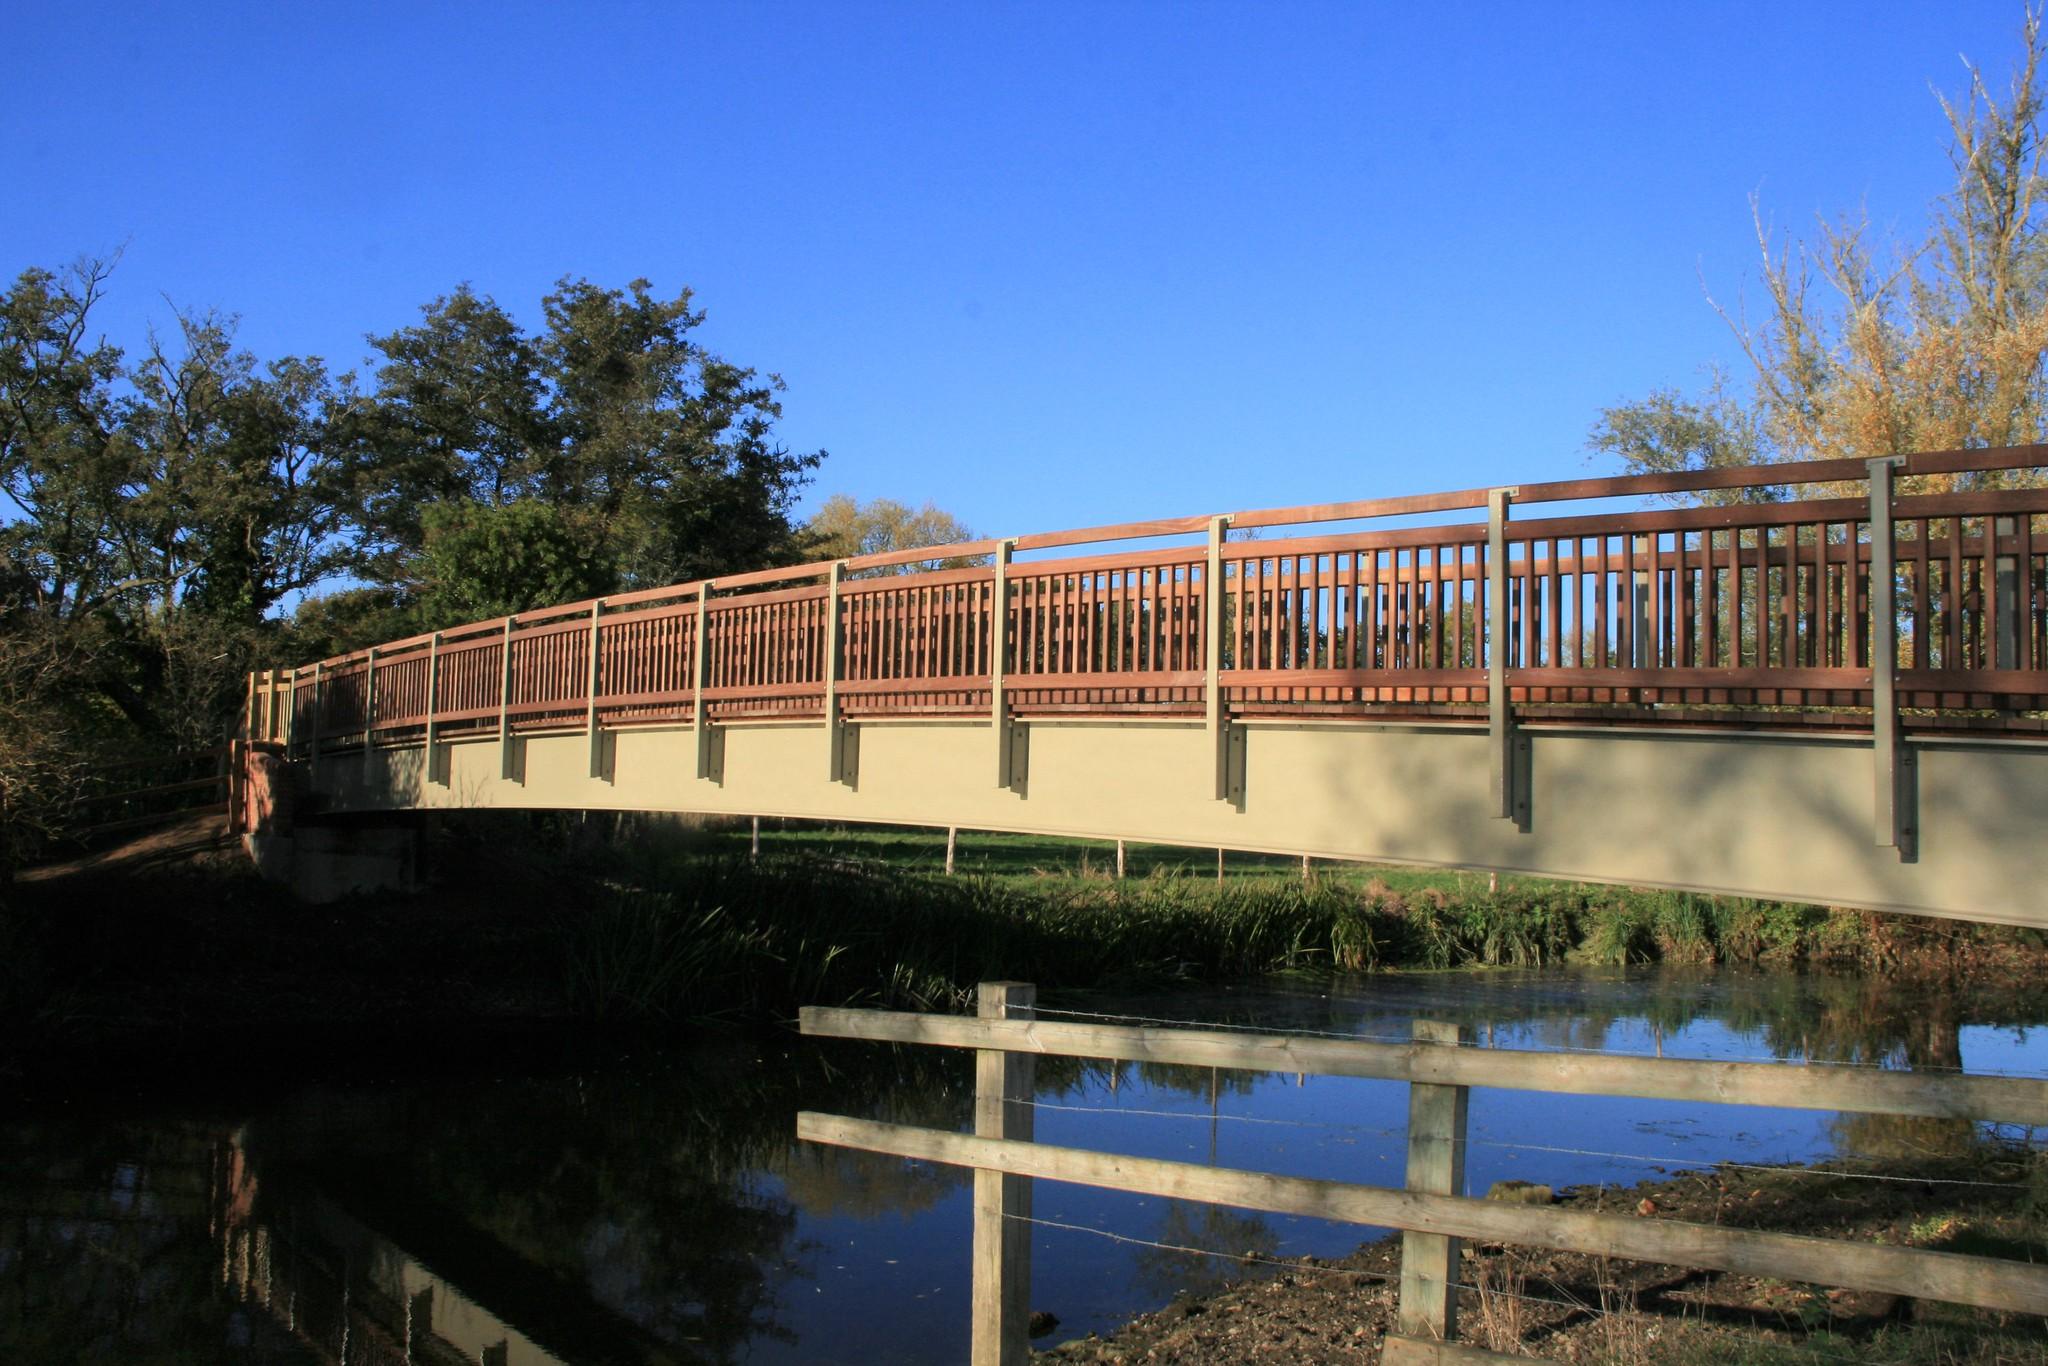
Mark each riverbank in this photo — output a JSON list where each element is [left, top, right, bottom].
[[1045, 1146, 2048, 1365], [6, 812, 2048, 1088]]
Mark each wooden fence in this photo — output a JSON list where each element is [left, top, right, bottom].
[[249, 445, 2048, 766], [799, 983, 2048, 1365], [72, 742, 246, 838]]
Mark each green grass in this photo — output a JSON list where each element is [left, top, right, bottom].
[[706, 820, 1527, 897]]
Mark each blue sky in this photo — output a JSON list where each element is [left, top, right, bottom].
[[5, 1, 2034, 544]]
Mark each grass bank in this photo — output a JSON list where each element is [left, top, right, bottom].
[[5, 813, 2045, 1084]]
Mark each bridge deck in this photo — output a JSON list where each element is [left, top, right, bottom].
[[249, 446, 2048, 926]]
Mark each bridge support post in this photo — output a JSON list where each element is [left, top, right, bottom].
[[308, 661, 325, 782], [364, 645, 378, 748], [585, 599, 607, 781], [1206, 515, 1232, 801], [1868, 457, 1911, 853], [1486, 489, 1518, 821], [1399, 1019, 1471, 1342], [281, 668, 297, 755], [971, 981, 1035, 1366], [694, 584, 721, 782], [498, 615, 519, 782], [993, 541, 1016, 789], [826, 563, 854, 786], [424, 632, 445, 786]]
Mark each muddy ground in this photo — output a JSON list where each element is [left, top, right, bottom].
[[1042, 1149, 2048, 1364]]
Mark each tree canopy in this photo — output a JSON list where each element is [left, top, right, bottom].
[[805, 494, 983, 574], [0, 263, 825, 857], [1591, 11, 2048, 498]]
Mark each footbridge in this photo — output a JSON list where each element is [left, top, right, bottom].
[[245, 447, 2048, 925]]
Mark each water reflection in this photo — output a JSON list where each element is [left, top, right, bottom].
[[2, 967, 2043, 1364]]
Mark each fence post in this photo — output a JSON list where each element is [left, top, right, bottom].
[[694, 583, 716, 780], [1206, 515, 1230, 800], [826, 562, 848, 783], [309, 662, 325, 783], [1868, 456, 1906, 850], [972, 981, 1036, 1366], [364, 646, 378, 744], [992, 540, 1014, 788], [947, 825, 959, 876], [1486, 489, 1515, 819], [227, 738, 244, 835], [585, 599, 606, 780], [498, 616, 518, 782], [1399, 1019, 1470, 1342], [424, 632, 444, 785]]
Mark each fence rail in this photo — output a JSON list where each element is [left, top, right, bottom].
[[800, 984, 2048, 1364], [73, 742, 245, 838], [246, 445, 2048, 759]]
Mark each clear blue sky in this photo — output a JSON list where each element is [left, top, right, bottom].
[[5, 1, 2033, 544]]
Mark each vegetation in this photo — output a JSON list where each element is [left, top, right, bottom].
[[0, 265, 833, 871], [805, 492, 986, 573], [1592, 10, 2048, 491]]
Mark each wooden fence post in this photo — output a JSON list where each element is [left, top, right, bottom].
[[1116, 839, 1126, 879], [947, 826, 958, 876], [992, 540, 1014, 788], [425, 632, 444, 786], [1399, 1019, 1471, 1342], [1868, 457, 1905, 850], [308, 662, 325, 782], [751, 815, 760, 862], [363, 646, 378, 744], [694, 583, 716, 781], [1486, 488, 1514, 820], [1206, 515, 1230, 800], [826, 562, 848, 783], [498, 616, 518, 782], [973, 981, 1036, 1366], [586, 599, 606, 780]]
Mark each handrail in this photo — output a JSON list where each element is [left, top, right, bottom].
[[255, 444, 2048, 754]]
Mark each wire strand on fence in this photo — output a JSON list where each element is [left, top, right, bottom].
[[1031, 1004, 2048, 1079], [1017, 1095, 2036, 1188], [1004, 1211, 1941, 1366]]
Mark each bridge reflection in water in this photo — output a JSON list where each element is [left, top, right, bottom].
[[247, 448, 2048, 924]]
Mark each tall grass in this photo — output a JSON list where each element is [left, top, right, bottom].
[[550, 848, 1903, 1027]]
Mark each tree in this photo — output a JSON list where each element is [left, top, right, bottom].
[[1592, 11, 2048, 495], [0, 259, 134, 621], [805, 494, 983, 574], [338, 277, 823, 597], [410, 498, 616, 625]]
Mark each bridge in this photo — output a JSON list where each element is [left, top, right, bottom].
[[242, 446, 2048, 926]]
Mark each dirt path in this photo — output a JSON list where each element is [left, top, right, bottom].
[[19, 810, 236, 883], [1040, 1150, 2047, 1364]]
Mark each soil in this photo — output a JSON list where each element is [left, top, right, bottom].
[[1039, 1151, 2048, 1364]]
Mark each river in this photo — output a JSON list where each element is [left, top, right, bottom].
[[4, 967, 2043, 1364]]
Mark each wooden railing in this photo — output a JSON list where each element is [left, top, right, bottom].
[[246, 445, 2048, 756], [73, 743, 247, 838], [800, 983, 2048, 1365]]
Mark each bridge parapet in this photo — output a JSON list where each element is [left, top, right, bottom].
[[244, 446, 2048, 924]]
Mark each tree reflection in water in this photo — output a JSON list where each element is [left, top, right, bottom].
[[2, 967, 2043, 1364]]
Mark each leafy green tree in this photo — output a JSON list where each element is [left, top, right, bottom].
[[1591, 12, 2048, 495], [411, 498, 616, 625], [0, 259, 134, 621], [339, 277, 822, 593]]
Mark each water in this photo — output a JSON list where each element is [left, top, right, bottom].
[[5, 967, 2044, 1364]]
